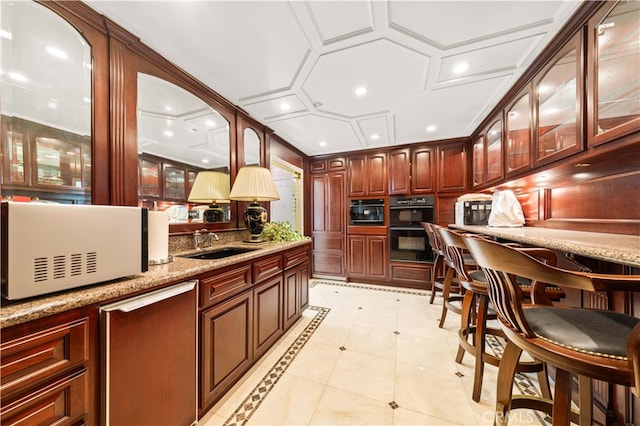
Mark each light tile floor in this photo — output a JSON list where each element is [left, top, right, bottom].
[[198, 280, 551, 426]]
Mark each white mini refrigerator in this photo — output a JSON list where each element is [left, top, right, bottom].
[[101, 280, 198, 426]]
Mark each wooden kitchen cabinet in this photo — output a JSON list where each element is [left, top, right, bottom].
[[535, 32, 583, 166], [472, 136, 485, 188], [200, 290, 253, 411], [411, 146, 435, 193], [437, 143, 468, 192], [348, 235, 388, 282], [505, 90, 533, 177], [283, 246, 310, 330], [0, 306, 97, 426], [253, 276, 284, 359], [587, 1, 640, 147], [485, 118, 504, 184], [312, 169, 346, 277], [389, 148, 411, 195], [347, 152, 387, 197]]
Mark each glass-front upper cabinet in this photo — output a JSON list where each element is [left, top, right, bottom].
[[588, 0, 640, 146], [535, 33, 583, 165], [0, 2, 92, 203], [485, 118, 503, 183], [505, 90, 532, 176], [472, 135, 485, 188]]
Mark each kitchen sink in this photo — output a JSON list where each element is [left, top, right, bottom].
[[180, 247, 258, 260]]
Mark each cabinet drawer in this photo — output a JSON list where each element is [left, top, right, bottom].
[[252, 255, 283, 283], [283, 247, 309, 269], [1, 368, 87, 425], [200, 265, 252, 307], [1, 319, 89, 398]]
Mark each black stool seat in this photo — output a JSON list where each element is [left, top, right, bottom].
[[525, 307, 640, 359]]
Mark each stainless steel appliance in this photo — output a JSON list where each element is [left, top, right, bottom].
[[1, 202, 148, 299], [349, 199, 385, 225], [101, 280, 197, 425], [389, 196, 434, 263]]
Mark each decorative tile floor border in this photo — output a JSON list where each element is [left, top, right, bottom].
[[223, 305, 330, 426], [310, 279, 430, 297]]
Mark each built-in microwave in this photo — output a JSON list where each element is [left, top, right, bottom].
[[349, 199, 385, 225]]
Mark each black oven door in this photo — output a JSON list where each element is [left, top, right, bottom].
[[389, 228, 433, 263]]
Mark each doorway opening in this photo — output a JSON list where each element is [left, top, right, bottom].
[[270, 156, 303, 234]]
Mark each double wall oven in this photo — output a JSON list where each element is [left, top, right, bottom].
[[389, 196, 434, 263]]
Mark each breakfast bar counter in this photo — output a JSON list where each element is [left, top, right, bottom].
[[449, 225, 640, 268]]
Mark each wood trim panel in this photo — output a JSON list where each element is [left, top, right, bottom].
[[200, 264, 252, 308], [252, 255, 283, 284]]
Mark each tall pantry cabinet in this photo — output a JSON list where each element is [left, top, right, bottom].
[[310, 158, 347, 278]]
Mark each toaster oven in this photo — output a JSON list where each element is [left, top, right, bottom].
[[1, 202, 148, 300]]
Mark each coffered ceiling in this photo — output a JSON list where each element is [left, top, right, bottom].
[[85, 0, 582, 157]]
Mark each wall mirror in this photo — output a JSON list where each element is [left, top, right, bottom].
[[243, 128, 261, 166], [137, 73, 231, 223], [0, 1, 92, 204]]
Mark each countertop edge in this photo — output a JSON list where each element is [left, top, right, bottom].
[[1, 240, 311, 329]]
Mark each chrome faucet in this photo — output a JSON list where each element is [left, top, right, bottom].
[[194, 229, 219, 249]]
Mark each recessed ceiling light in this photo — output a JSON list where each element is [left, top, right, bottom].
[[319, 141, 327, 147], [574, 163, 591, 168], [48, 100, 58, 109], [164, 105, 172, 112], [46, 46, 68, 60], [83, 97, 91, 103], [202, 159, 209, 164], [205, 119, 216, 127], [453, 62, 469, 74], [426, 125, 437, 132], [163, 130, 173, 137], [280, 102, 291, 111], [0, 29, 12, 40], [355, 86, 367, 96], [371, 133, 379, 140]]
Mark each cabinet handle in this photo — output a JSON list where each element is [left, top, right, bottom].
[[101, 280, 197, 313]]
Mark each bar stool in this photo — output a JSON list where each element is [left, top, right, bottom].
[[421, 222, 445, 303], [430, 224, 465, 328], [438, 227, 549, 402], [463, 235, 640, 426]]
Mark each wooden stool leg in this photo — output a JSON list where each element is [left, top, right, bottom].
[[494, 339, 522, 426], [472, 293, 489, 402], [578, 376, 592, 426], [537, 362, 552, 400], [456, 290, 475, 363], [552, 368, 572, 426], [429, 254, 442, 304], [438, 267, 455, 328]]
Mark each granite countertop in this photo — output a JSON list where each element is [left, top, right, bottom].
[[450, 225, 640, 268], [1, 240, 311, 329]]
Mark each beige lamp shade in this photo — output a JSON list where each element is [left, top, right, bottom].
[[188, 171, 230, 204], [229, 166, 280, 202]]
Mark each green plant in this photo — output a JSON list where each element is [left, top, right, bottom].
[[260, 221, 309, 242]]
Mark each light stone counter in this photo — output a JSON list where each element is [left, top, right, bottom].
[[0, 240, 311, 329], [450, 225, 640, 268]]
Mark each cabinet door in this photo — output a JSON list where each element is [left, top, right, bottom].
[[389, 148, 410, 195], [505, 91, 532, 176], [485, 118, 503, 183], [312, 174, 328, 233], [327, 172, 345, 233], [472, 136, 485, 188], [139, 158, 161, 197], [283, 268, 299, 330], [298, 263, 309, 312], [1, 119, 29, 185], [438, 143, 467, 192], [163, 164, 187, 200], [201, 291, 252, 411], [587, 1, 640, 146], [348, 235, 367, 280], [367, 152, 387, 196], [347, 156, 366, 196], [367, 236, 388, 280], [253, 276, 283, 359], [535, 32, 583, 165], [411, 146, 435, 193]]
